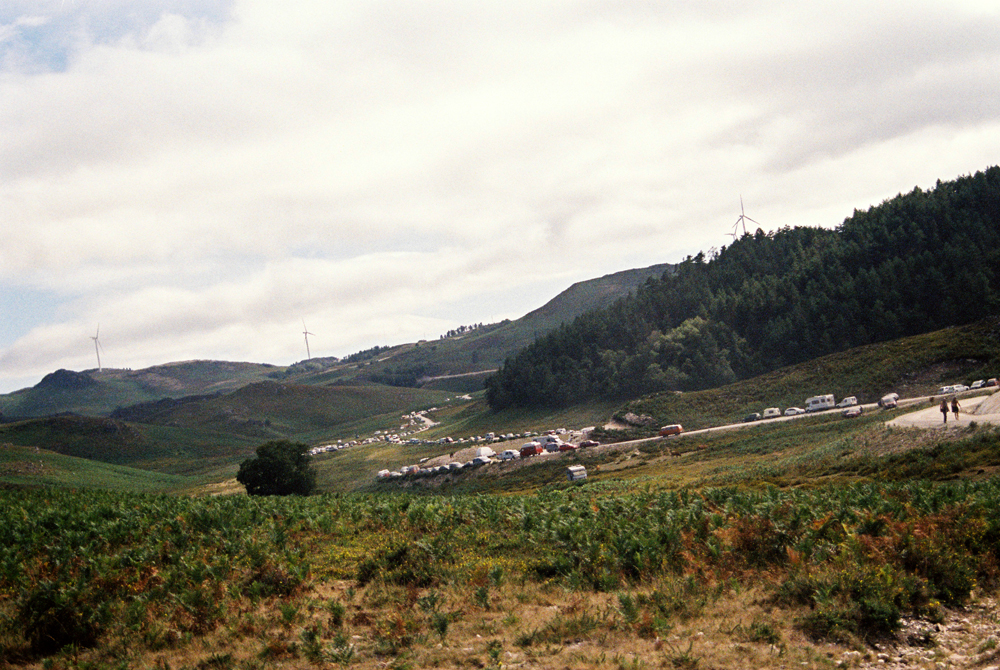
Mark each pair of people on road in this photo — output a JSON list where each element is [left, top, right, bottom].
[[940, 397, 961, 423]]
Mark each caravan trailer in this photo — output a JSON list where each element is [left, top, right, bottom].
[[805, 394, 836, 412]]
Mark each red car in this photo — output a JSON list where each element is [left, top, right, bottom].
[[558, 443, 578, 452], [519, 443, 544, 457]]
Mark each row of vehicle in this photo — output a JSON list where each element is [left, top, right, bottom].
[[506, 436, 601, 460], [938, 379, 997, 394], [743, 394, 876, 422], [376, 455, 496, 480], [377, 432, 601, 479]]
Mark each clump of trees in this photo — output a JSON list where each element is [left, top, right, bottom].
[[237, 440, 316, 496], [487, 167, 1000, 409]]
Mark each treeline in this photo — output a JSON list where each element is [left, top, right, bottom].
[[342, 345, 392, 364], [487, 167, 1000, 409], [441, 323, 485, 339]]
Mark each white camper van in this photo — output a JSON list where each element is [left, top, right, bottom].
[[805, 394, 836, 412]]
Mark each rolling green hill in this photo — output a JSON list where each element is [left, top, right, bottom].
[[0, 263, 673, 419], [0, 360, 283, 419], [110, 380, 453, 441], [0, 380, 458, 481], [284, 262, 674, 390], [2, 319, 1000, 495], [0, 442, 190, 492]]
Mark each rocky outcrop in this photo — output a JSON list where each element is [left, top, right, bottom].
[[851, 596, 998, 669], [34, 369, 96, 391]]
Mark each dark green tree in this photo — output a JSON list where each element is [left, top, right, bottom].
[[236, 440, 316, 496]]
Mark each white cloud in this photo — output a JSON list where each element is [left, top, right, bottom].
[[2, 0, 1000, 392]]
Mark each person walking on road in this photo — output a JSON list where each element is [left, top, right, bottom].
[[952, 396, 961, 421], [941, 398, 949, 423]]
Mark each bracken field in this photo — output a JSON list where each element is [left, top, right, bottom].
[[3, 475, 1000, 670]]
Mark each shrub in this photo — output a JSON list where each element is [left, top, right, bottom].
[[17, 579, 111, 654], [236, 440, 316, 496], [356, 542, 440, 587]]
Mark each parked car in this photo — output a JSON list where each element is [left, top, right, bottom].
[[877, 392, 899, 408], [988, 378, 999, 387], [879, 394, 898, 409], [520, 443, 544, 458], [971, 379, 986, 389], [784, 407, 805, 416], [558, 443, 578, 452], [537, 435, 563, 451], [836, 396, 858, 408], [659, 424, 683, 436], [842, 406, 863, 418], [471, 456, 492, 467], [954, 384, 970, 392], [743, 413, 761, 422], [579, 440, 601, 448], [499, 449, 520, 461], [762, 407, 781, 419], [937, 385, 956, 395]]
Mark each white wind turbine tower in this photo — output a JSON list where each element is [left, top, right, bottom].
[[732, 195, 761, 238], [302, 320, 314, 360], [91, 325, 104, 372]]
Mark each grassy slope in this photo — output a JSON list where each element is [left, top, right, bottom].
[[618, 318, 1000, 432], [352, 319, 1000, 495], [3, 319, 999, 493], [0, 382, 459, 487], [0, 443, 190, 492], [285, 262, 674, 388]]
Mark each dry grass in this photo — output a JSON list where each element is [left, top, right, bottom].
[[6, 577, 893, 670]]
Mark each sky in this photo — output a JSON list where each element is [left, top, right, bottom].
[[2, 1, 1000, 394]]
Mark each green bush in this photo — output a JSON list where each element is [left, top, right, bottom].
[[356, 542, 440, 587], [17, 579, 111, 653], [236, 440, 316, 496]]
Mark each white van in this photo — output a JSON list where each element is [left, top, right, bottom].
[[837, 396, 858, 408], [566, 465, 587, 482], [805, 394, 836, 412]]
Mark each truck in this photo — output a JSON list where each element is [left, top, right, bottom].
[[805, 394, 836, 412]]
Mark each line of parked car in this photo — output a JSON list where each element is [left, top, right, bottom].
[[743, 393, 883, 422], [938, 378, 997, 394], [376, 430, 602, 481]]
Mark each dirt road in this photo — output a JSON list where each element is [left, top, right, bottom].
[[887, 392, 1000, 429]]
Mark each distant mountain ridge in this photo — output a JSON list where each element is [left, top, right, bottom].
[[0, 262, 673, 418]]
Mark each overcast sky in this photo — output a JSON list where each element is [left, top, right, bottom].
[[2, 1, 999, 394]]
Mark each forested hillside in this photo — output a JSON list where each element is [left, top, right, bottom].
[[487, 167, 1000, 409]]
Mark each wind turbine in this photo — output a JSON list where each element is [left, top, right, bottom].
[[91, 325, 104, 372], [732, 195, 761, 237], [302, 320, 314, 360]]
